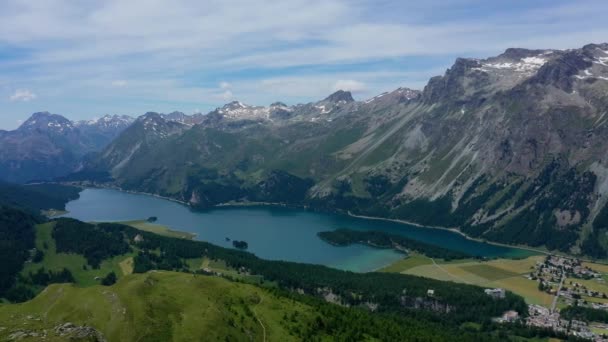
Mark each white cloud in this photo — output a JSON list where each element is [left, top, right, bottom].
[[9, 89, 37, 102], [111, 80, 127, 87], [221, 90, 233, 101], [213, 90, 234, 101], [0, 0, 606, 126], [332, 80, 366, 93]]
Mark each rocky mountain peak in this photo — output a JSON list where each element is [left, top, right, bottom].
[[77, 114, 134, 129], [270, 101, 288, 108], [497, 48, 552, 61], [221, 101, 249, 111], [525, 49, 594, 92], [364, 87, 421, 105], [213, 101, 271, 121], [323, 90, 354, 103], [19, 112, 74, 133], [138, 112, 162, 121], [422, 59, 477, 103], [160, 111, 204, 125]]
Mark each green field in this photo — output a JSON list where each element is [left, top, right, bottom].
[[119, 220, 196, 239], [22, 223, 136, 287], [460, 264, 519, 281], [378, 254, 433, 273], [383, 255, 555, 307], [0, 271, 318, 341], [200, 257, 267, 286]]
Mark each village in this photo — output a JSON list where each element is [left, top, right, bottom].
[[499, 255, 608, 341]]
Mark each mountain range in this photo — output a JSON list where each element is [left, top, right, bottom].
[[4, 42, 608, 256], [0, 113, 133, 182]]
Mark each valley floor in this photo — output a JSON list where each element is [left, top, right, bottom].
[[382, 253, 608, 310]]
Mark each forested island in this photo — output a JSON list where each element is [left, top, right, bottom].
[[232, 240, 248, 250], [318, 228, 473, 260]]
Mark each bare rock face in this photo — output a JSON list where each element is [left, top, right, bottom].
[[54, 322, 107, 341], [323, 90, 355, 103]]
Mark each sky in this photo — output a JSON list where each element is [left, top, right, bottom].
[[0, 0, 607, 129]]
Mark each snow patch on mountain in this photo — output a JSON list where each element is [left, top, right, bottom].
[[475, 56, 548, 73], [216, 101, 271, 120]]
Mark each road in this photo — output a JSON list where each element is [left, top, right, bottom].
[[551, 271, 566, 313]]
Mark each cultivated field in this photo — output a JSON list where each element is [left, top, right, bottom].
[[383, 255, 554, 307]]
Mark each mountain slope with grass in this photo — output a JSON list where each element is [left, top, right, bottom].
[[0, 271, 547, 342]]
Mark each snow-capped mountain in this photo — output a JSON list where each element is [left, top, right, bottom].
[[18, 112, 76, 134], [0, 112, 134, 183], [76, 114, 134, 130], [160, 111, 205, 126]]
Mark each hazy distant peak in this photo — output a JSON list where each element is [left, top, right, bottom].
[[323, 90, 354, 103]]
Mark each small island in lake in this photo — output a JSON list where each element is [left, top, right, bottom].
[[318, 229, 474, 261], [232, 240, 248, 250]]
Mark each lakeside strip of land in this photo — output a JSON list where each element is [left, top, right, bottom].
[[119, 220, 196, 240]]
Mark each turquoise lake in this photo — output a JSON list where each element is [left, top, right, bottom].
[[62, 188, 535, 272]]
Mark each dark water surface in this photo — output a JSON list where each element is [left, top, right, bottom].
[[63, 188, 535, 272]]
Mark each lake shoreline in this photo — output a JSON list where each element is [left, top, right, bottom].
[[60, 182, 545, 258], [345, 212, 548, 257]]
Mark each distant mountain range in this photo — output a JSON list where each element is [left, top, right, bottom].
[[0, 113, 133, 182], [4, 43, 608, 256]]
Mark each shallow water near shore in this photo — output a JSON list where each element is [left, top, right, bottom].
[[62, 188, 536, 272]]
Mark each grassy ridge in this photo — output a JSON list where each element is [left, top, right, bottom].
[[0, 271, 514, 341], [0, 272, 314, 341]]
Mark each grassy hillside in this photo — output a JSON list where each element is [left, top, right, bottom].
[[0, 271, 315, 341], [1, 271, 527, 342], [22, 222, 136, 287]]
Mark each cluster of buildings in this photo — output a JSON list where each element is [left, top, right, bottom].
[[484, 288, 506, 299], [533, 256, 601, 281], [559, 280, 608, 307], [523, 255, 608, 340], [531, 256, 606, 308], [526, 304, 599, 340]]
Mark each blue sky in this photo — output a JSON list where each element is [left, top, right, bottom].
[[1, 0, 607, 129]]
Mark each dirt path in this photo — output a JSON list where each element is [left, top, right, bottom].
[[431, 258, 470, 284], [251, 295, 266, 342]]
